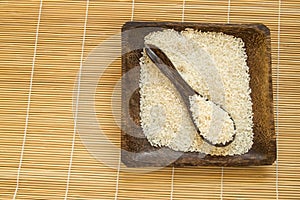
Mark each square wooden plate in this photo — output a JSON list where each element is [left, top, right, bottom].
[[121, 21, 276, 167]]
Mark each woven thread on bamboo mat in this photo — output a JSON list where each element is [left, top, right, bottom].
[[0, 0, 299, 199]]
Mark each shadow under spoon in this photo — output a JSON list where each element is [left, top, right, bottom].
[[144, 44, 236, 147]]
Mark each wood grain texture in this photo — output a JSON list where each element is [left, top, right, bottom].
[[122, 21, 275, 167], [0, 0, 299, 199]]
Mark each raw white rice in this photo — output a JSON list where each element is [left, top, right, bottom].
[[139, 29, 253, 156], [189, 94, 236, 145]]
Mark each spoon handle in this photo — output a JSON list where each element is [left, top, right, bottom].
[[145, 44, 196, 108]]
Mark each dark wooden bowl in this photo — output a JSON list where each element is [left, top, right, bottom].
[[121, 21, 276, 167]]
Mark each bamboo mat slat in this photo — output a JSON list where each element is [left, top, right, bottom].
[[0, 0, 299, 199]]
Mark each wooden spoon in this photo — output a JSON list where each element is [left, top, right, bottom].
[[144, 44, 236, 147]]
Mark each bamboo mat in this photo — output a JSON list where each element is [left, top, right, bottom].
[[0, 0, 299, 199]]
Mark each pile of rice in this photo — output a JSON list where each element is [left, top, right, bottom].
[[139, 29, 253, 156], [189, 94, 236, 146]]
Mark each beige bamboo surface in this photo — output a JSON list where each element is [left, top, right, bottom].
[[0, 0, 299, 199]]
